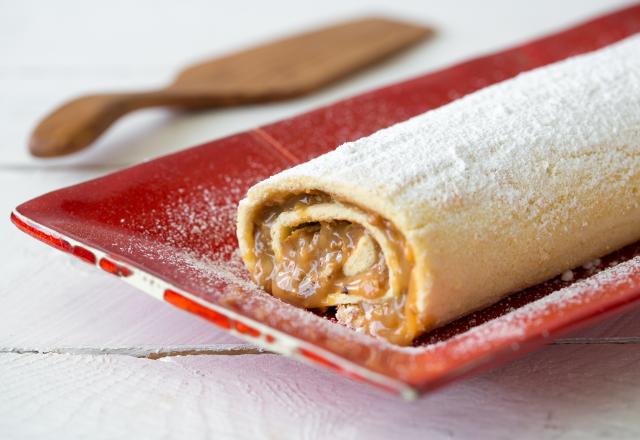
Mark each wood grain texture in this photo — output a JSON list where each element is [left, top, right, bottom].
[[2, 1, 640, 438], [0, 344, 264, 358], [1, 344, 639, 440]]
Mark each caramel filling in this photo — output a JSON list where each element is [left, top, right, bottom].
[[272, 221, 388, 306], [249, 193, 418, 345]]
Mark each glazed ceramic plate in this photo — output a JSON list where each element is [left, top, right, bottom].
[[12, 5, 640, 399]]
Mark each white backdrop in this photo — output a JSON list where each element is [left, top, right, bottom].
[[1, 1, 639, 439]]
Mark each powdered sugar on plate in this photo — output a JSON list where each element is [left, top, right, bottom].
[[117, 206, 640, 357], [422, 255, 640, 356]]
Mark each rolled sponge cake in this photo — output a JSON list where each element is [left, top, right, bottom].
[[237, 34, 640, 345]]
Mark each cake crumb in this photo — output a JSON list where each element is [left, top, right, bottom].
[[561, 270, 574, 282], [583, 258, 602, 270]]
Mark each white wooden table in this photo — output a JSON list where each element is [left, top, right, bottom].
[[2, 1, 639, 438]]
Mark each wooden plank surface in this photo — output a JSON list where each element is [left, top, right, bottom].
[[1, 344, 639, 440], [2, 0, 640, 439]]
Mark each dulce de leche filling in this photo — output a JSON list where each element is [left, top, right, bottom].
[[249, 192, 418, 345]]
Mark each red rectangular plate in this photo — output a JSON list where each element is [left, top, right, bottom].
[[12, 5, 640, 399]]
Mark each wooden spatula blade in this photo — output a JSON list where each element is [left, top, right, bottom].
[[30, 17, 431, 157], [171, 17, 432, 98]]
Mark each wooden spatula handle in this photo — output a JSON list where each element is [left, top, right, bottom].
[[29, 18, 431, 158], [28, 90, 217, 157]]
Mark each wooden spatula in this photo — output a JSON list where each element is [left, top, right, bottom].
[[29, 17, 431, 157]]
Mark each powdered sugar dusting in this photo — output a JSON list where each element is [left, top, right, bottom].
[[260, 34, 640, 234], [117, 221, 640, 356], [156, 181, 240, 255], [241, 33, 640, 344], [108, 35, 640, 355], [111, 164, 640, 354]]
